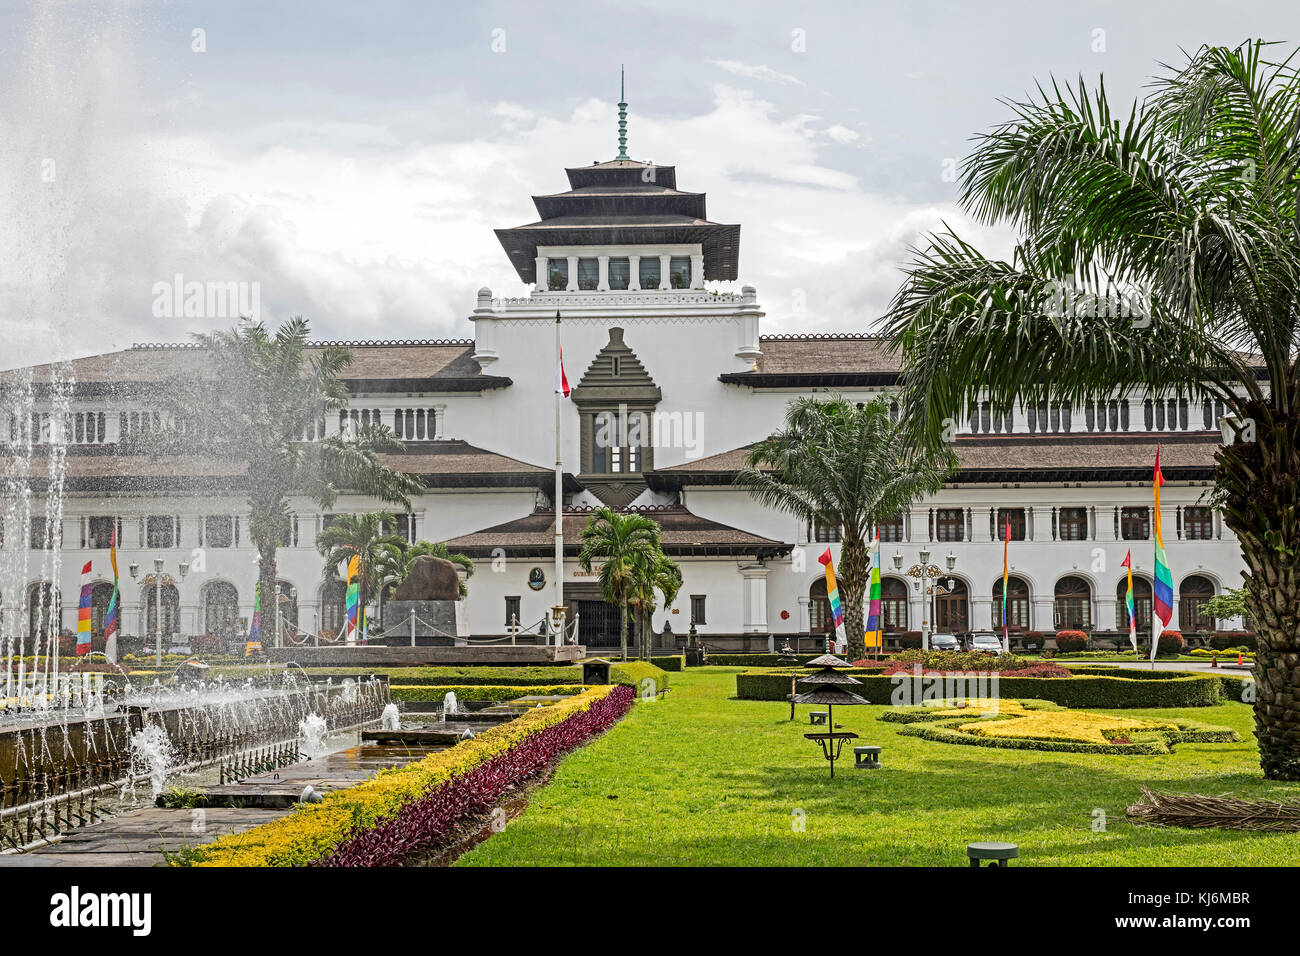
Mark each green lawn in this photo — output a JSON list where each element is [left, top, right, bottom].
[[458, 666, 1300, 866]]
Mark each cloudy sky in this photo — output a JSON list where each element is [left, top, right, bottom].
[[1, 0, 1296, 368]]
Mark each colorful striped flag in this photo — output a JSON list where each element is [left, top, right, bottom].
[[345, 554, 361, 641], [1152, 445, 1174, 661], [245, 582, 262, 657], [817, 547, 846, 653], [865, 534, 882, 652], [76, 561, 93, 656], [1001, 512, 1011, 651], [1121, 550, 1137, 655]]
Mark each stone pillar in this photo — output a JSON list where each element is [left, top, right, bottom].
[[628, 255, 641, 290], [534, 256, 548, 292], [1097, 595, 1118, 633], [690, 253, 704, 289], [739, 563, 770, 634], [971, 507, 992, 542], [1096, 506, 1117, 541], [1031, 507, 1053, 542], [658, 254, 671, 290], [1032, 596, 1055, 633], [566, 256, 579, 292], [597, 255, 610, 292], [972, 594, 993, 630], [797, 594, 810, 634]]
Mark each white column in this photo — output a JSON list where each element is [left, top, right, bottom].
[[739, 563, 770, 634], [566, 256, 578, 292], [1096, 506, 1116, 541], [1097, 595, 1118, 632], [797, 594, 810, 634], [690, 253, 704, 289], [534, 256, 548, 292], [628, 255, 641, 290], [658, 254, 671, 290], [1031, 507, 1053, 541], [597, 255, 610, 292], [972, 594, 993, 630], [1032, 596, 1055, 633], [971, 507, 992, 542]]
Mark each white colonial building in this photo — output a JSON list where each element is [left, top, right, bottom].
[[0, 119, 1248, 654]]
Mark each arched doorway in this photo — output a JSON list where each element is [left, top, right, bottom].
[[1054, 575, 1092, 629], [143, 581, 181, 643], [935, 578, 969, 633], [319, 579, 347, 640], [809, 578, 834, 637], [1115, 575, 1153, 632], [277, 581, 299, 640], [90, 582, 115, 636], [1179, 575, 1216, 631], [992, 575, 1030, 630], [881, 577, 908, 631], [202, 581, 240, 641]]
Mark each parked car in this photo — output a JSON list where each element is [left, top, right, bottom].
[[928, 633, 961, 651], [965, 631, 1004, 654]]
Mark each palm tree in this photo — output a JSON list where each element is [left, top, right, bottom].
[[139, 318, 425, 645], [578, 508, 663, 661], [880, 41, 1300, 778], [317, 512, 406, 636], [629, 552, 683, 659], [737, 396, 954, 660]]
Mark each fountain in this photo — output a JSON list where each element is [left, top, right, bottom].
[[380, 703, 400, 730], [129, 725, 175, 803], [442, 691, 459, 719], [298, 713, 328, 760]]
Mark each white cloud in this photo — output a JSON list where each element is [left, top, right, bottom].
[[824, 124, 860, 144], [708, 59, 804, 86]]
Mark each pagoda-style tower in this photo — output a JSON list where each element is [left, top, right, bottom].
[[493, 78, 740, 292]]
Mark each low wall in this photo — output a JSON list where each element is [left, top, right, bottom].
[[266, 644, 587, 666]]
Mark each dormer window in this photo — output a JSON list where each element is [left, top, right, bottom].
[[669, 256, 691, 289], [608, 257, 630, 290], [577, 258, 599, 290], [547, 260, 568, 291], [639, 257, 661, 289]]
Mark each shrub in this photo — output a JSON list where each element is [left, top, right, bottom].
[[735, 668, 1225, 707], [1157, 630, 1185, 656], [1209, 630, 1257, 651], [705, 653, 825, 667], [389, 684, 584, 703], [1054, 630, 1089, 653], [192, 634, 225, 654], [899, 631, 923, 649], [881, 650, 1067, 676], [609, 661, 668, 697], [650, 655, 684, 672]]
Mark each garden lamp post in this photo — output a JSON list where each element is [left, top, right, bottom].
[[896, 549, 947, 651], [131, 558, 189, 666]]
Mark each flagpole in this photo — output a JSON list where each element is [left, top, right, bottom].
[[554, 311, 565, 647]]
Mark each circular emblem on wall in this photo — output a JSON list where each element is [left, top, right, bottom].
[[528, 567, 546, 591]]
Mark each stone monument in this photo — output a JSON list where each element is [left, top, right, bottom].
[[383, 555, 461, 646]]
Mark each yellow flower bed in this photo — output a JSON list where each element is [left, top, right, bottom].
[[189, 685, 619, 867], [954, 703, 1178, 745]]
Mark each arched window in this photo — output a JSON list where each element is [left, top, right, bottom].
[[809, 579, 832, 634], [1115, 576, 1153, 632], [1054, 576, 1092, 629], [202, 581, 240, 638], [881, 577, 908, 631], [992, 576, 1030, 630], [1179, 575, 1216, 631]]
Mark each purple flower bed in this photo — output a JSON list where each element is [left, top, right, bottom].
[[318, 684, 635, 866]]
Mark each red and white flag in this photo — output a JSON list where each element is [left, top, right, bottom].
[[555, 348, 570, 397]]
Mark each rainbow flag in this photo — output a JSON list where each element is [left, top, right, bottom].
[[104, 524, 120, 661], [76, 561, 93, 655], [817, 547, 846, 652], [1152, 445, 1174, 661], [245, 582, 262, 657], [345, 554, 361, 641], [1121, 550, 1137, 654], [1001, 512, 1010, 651], [864, 534, 882, 651]]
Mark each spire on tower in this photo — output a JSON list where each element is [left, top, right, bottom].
[[616, 65, 629, 160]]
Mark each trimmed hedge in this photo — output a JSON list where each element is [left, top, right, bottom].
[[651, 655, 684, 672], [390, 684, 584, 703], [705, 653, 827, 667], [735, 667, 1226, 708], [609, 661, 668, 697]]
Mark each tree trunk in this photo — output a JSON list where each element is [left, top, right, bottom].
[[620, 603, 629, 661], [257, 544, 277, 653], [1218, 403, 1300, 780], [839, 538, 869, 661]]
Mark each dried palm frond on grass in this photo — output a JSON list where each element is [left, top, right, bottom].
[[1127, 787, 1300, 832]]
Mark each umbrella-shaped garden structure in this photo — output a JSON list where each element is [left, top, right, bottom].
[[795, 654, 869, 778]]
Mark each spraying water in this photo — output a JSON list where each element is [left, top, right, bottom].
[[380, 703, 400, 730], [129, 724, 175, 803], [298, 712, 328, 759], [442, 691, 459, 719]]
